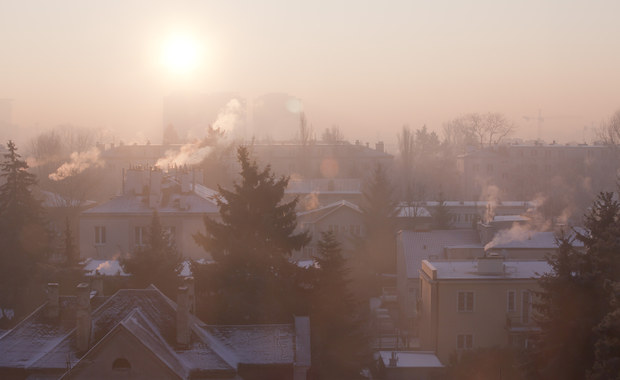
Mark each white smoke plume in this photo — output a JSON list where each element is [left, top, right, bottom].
[[155, 99, 242, 168], [49, 147, 103, 181]]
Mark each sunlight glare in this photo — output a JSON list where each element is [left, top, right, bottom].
[[161, 34, 201, 74]]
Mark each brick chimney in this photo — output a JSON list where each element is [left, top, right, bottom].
[[45, 283, 60, 319], [76, 283, 91, 352], [176, 286, 190, 347]]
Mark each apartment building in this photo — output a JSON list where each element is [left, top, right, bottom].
[[79, 168, 219, 260], [418, 257, 550, 364]]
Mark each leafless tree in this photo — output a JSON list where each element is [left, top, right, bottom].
[[321, 125, 344, 143], [444, 112, 515, 149], [298, 112, 314, 146], [596, 109, 620, 146]]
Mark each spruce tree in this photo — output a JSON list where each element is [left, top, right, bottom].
[[122, 210, 181, 297], [194, 146, 309, 323], [532, 192, 620, 379], [0, 141, 50, 324], [311, 231, 368, 379]]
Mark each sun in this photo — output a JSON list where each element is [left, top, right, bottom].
[[161, 34, 201, 74]]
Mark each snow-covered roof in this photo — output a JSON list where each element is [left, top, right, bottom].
[[297, 199, 362, 222], [82, 190, 218, 215], [425, 259, 551, 280], [492, 215, 529, 223], [83, 259, 129, 276], [399, 230, 483, 279], [377, 351, 444, 368], [485, 230, 585, 250], [0, 285, 309, 376]]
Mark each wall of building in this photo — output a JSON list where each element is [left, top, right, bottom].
[[419, 271, 540, 364], [79, 213, 211, 260]]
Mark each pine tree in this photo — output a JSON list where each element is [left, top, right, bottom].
[[0, 141, 50, 324], [590, 282, 620, 380], [122, 210, 181, 297], [193, 146, 310, 323], [311, 231, 369, 379]]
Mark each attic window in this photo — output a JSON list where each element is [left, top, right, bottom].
[[112, 358, 131, 371]]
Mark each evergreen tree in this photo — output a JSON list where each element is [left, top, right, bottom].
[[0, 141, 50, 324], [355, 164, 397, 298], [532, 192, 620, 379], [311, 231, 369, 379], [590, 282, 620, 380], [63, 217, 78, 264], [122, 210, 181, 297], [193, 146, 310, 324], [433, 191, 452, 229]]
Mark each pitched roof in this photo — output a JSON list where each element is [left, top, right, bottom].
[[0, 286, 307, 377], [426, 260, 552, 280], [297, 200, 361, 223], [82, 191, 218, 215], [399, 230, 483, 279]]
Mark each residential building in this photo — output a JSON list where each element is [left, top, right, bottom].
[[285, 178, 362, 210], [457, 143, 618, 201], [295, 200, 364, 260], [79, 168, 218, 260], [418, 257, 550, 364], [0, 282, 311, 379], [396, 230, 483, 332]]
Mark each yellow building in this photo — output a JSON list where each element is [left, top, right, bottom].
[[418, 256, 550, 364]]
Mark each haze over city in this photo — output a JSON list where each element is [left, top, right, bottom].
[[2, 0, 620, 146]]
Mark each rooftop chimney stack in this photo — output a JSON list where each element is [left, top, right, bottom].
[[176, 286, 190, 347], [45, 283, 60, 319], [76, 283, 91, 352]]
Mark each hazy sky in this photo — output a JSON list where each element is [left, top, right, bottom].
[[1, 0, 619, 148]]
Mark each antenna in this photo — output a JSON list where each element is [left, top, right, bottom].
[[523, 109, 544, 142]]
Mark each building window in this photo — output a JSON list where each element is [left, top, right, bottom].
[[457, 334, 473, 350], [457, 291, 474, 312], [350, 224, 361, 236], [94, 226, 106, 245], [507, 290, 516, 312], [522, 291, 532, 324], [135, 226, 146, 247]]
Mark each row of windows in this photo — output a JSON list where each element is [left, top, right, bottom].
[[457, 290, 532, 321], [94, 226, 176, 246]]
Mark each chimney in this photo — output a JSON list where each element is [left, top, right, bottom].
[[91, 273, 104, 296], [76, 283, 91, 352], [45, 283, 60, 319], [375, 141, 384, 153], [183, 277, 195, 315], [176, 286, 190, 347]]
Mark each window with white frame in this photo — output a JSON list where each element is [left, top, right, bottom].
[[94, 226, 106, 245], [457, 334, 473, 350], [507, 290, 516, 312], [457, 291, 474, 312]]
